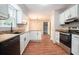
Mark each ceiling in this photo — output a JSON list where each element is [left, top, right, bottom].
[[18, 4, 74, 19]]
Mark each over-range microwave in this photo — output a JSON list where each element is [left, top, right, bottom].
[[65, 18, 79, 24]]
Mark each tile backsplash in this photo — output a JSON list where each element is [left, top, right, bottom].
[[61, 22, 79, 28]]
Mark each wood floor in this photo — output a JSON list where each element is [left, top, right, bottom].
[[23, 35, 68, 55]]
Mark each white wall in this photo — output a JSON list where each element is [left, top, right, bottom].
[[50, 11, 55, 43], [50, 11, 60, 43]]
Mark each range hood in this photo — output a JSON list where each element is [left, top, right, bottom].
[[65, 18, 79, 24]]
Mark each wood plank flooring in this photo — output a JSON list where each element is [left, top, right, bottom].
[[23, 35, 68, 55]]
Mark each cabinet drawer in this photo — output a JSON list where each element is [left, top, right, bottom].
[[72, 34, 79, 39]]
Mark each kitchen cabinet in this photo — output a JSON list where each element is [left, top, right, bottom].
[[65, 5, 78, 19], [59, 12, 65, 24], [55, 31, 60, 43], [59, 5, 79, 25], [0, 35, 20, 55], [30, 31, 41, 40], [20, 32, 30, 54], [30, 31, 37, 40], [25, 32, 30, 49], [20, 33, 25, 54], [37, 31, 42, 40], [71, 34, 79, 55], [64, 9, 71, 19], [70, 5, 78, 18], [0, 4, 9, 19]]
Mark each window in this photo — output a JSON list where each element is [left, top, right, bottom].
[[8, 5, 17, 19]]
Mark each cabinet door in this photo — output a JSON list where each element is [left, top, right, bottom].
[[70, 5, 78, 18], [30, 31, 38, 40], [55, 32, 60, 43], [25, 32, 30, 48], [72, 34, 79, 55], [37, 31, 41, 40], [59, 12, 65, 24], [20, 34, 25, 54], [65, 9, 71, 19]]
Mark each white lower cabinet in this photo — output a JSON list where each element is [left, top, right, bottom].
[[20, 31, 41, 54], [25, 32, 30, 48], [30, 31, 41, 40], [30, 31, 38, 40], [71, 34, 79, 55], [20, 33, 25, 54], [55, 31, 60, 43], [20, 32, 30, 55]]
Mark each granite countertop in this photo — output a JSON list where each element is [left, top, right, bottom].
[[56, 29, 79, 35], [56, 29, 69, 33], [0, 34, 19, 43], [0, 31, 29, 43]]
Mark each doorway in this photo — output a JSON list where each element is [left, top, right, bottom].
[[43, 22, 48, 35]]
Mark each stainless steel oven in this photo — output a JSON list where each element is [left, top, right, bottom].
[[60, 32, 71, 54], [60, 32, 71, 48]]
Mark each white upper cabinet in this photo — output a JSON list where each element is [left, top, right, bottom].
[[65, 5, 79, 19], [59, 5, 79, 25], [70, 5, 78, 18], [59, 12, 65, 24], [0, 4, 9, 19], [64, 9, 71, 19]]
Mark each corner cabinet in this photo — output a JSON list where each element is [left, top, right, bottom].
[[0, 4, 9, 19]]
